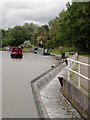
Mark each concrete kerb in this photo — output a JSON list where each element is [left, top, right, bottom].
[[31, 62, 66, 118]]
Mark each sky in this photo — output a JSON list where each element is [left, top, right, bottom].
[[0, 0, 72, 29]]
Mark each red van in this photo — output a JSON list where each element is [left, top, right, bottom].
[[11, 47, 23, 58]]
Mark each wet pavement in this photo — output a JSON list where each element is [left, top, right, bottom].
[[40, 67, 83, 118]]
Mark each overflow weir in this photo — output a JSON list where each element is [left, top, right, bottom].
[[31, 57, 84, 119]]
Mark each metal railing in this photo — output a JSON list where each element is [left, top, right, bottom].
[[66, 58, 90, 87]]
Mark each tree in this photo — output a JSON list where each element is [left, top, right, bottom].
[[23, 22, 38, 44], [23, 40, 31, 48], [32, 25, 49, 48], [47, 2, 90, 50], [3, 26, 30, 46]]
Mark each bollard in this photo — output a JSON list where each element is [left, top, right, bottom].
[[57, 77, 63, 87], [51, 65, 54, 69], [65, 59, 68, 65], [61, 53, 65, 59]]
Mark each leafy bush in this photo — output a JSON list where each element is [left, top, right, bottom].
[[23, 40, 31, 48]]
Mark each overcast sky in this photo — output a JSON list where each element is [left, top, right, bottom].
[[0, 0, 71, 29]]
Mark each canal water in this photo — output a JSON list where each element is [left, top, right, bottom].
[[2, 51, 58, 118]]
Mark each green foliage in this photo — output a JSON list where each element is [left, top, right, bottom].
[[0, 2, 89, 52], [50, 47, 77, 55], [32, 25, 49, 48], [47, 2, 89, 51], [0, 29, 7, 47], [23, 48, 30, 52], [23, 40, 31, 48], [2, 26, 30, 46], [0, 29, 2, 48], [23, 22, 38, 44]]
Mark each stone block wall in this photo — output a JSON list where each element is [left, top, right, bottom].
[[63, 79, 90, 119]]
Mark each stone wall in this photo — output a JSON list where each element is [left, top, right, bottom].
[[63, 79, 90, 119]]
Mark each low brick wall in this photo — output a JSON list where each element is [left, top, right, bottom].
[[63, 79, 90, 119]]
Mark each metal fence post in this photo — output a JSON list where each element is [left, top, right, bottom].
[[68, 60, 70, 80], [67, 57, 90, 88], [78, 63, 80, 87]]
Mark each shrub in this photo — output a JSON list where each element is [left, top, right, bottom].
[[23, 40, 31, 48]]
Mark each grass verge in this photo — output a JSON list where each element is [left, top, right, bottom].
[[49, 47, 89, 57], [23, 48, 30, 52], [70, 67, 90, 93]]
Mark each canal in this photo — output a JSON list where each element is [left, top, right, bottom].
[[2, 51, 58, 118]]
